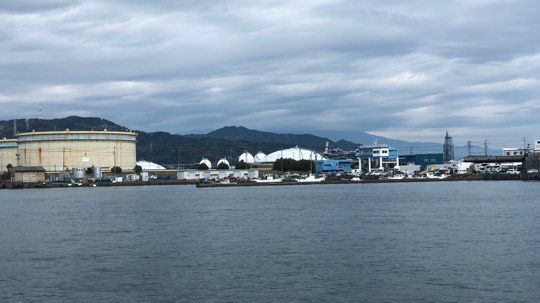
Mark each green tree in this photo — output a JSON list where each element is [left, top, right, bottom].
[[0, 171, 10, 181], [134, 165, 143, 175], [111, 166, 122, 174], [198, 163, 209, 170], [273, 159, 313, 172], [217, 162, 229, 170], [235, 161, 249, 169]]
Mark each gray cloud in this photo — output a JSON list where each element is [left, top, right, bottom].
[[0, 0, 539, 144]]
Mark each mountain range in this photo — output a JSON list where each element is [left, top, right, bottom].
[[0, 116, 480, 166]]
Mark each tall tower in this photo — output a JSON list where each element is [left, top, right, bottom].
[[443, 131, 454, 162]]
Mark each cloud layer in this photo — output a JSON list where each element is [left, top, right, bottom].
[[1, 0, 539, 144]]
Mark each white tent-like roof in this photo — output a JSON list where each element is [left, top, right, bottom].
[[254, 151, 267, 163], [261, 146, 326, 163], [238, 152, 255, 163], [136, 160, 166, 171]]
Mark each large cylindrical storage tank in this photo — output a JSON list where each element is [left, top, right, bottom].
[[0, 138, 18, 172], [16, 130, 137, 172]]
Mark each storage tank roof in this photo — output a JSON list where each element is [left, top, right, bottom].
[[199, 158, 212, 169], [0, 138, 17, 148], [217, 158, 230, 167], [238, 152, 255, 163], [254, 151, 267, 162], [17, 130, 136, 136]]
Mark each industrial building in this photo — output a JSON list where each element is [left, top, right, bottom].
[[11, 166, 46, 183], [315, 159, 354, 174], [14, 130, 137, 172], [356, 145, 400, 172], [0, 138, 18, 172], [502, 148, 528, 156], [401, 153, 444, 170]]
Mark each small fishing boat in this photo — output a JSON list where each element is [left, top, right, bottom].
[[254, 175, 283, 183], [297, 174, 326, 183], [387, 174, 405, 180]]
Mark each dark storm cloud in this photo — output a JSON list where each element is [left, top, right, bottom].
[[1, 0, 539, 142]]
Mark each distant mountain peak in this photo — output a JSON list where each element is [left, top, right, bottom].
[[204, 125, 359, 150]]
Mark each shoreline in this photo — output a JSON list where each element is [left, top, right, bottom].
[[196, 174, 539, 188], [1, 173, 538, 190], [0, 179, 197, 190]]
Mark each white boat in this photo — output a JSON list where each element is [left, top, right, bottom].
[[427, 173, 448, 180], [297, 174, 326, 183], [254, 176, 283, 183], [387, 174, 405, 180]]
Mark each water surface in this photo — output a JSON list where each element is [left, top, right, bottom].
[[0, 182, 539, 302]]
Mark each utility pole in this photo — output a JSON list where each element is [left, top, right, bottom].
[[177, 146, 181, 170], [467, 140, 472, 156], [62, 148, 65, 171], [483, 139, 488, 157], [280, 149, 284, 173], [113, 146, 117, 172], [523, 138, 527, 150], [410, 145, 413, 156]]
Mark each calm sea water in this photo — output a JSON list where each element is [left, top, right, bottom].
[[0, 182, 539, 302]]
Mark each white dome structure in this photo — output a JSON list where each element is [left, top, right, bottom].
[[217, 158, 230, 169], [199, 158, 212, 169], [254, 151, 267, 163], [238, 152, 255, 164], [261, 146, 327, 163], [136, 160, 166, 171]]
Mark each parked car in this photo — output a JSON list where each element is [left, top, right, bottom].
[[527, 169, 539, 174]]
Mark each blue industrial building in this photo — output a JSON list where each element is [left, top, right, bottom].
[[356, 145, 400, 172], [315, 159, 354, 174], [402, 153, 443, 170]]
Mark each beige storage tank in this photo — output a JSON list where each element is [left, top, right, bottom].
[[0, 138, 18, 172], [16, 130, 137, 172]]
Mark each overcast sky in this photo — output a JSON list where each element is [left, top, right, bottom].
[[1, 0, 539, 144]]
